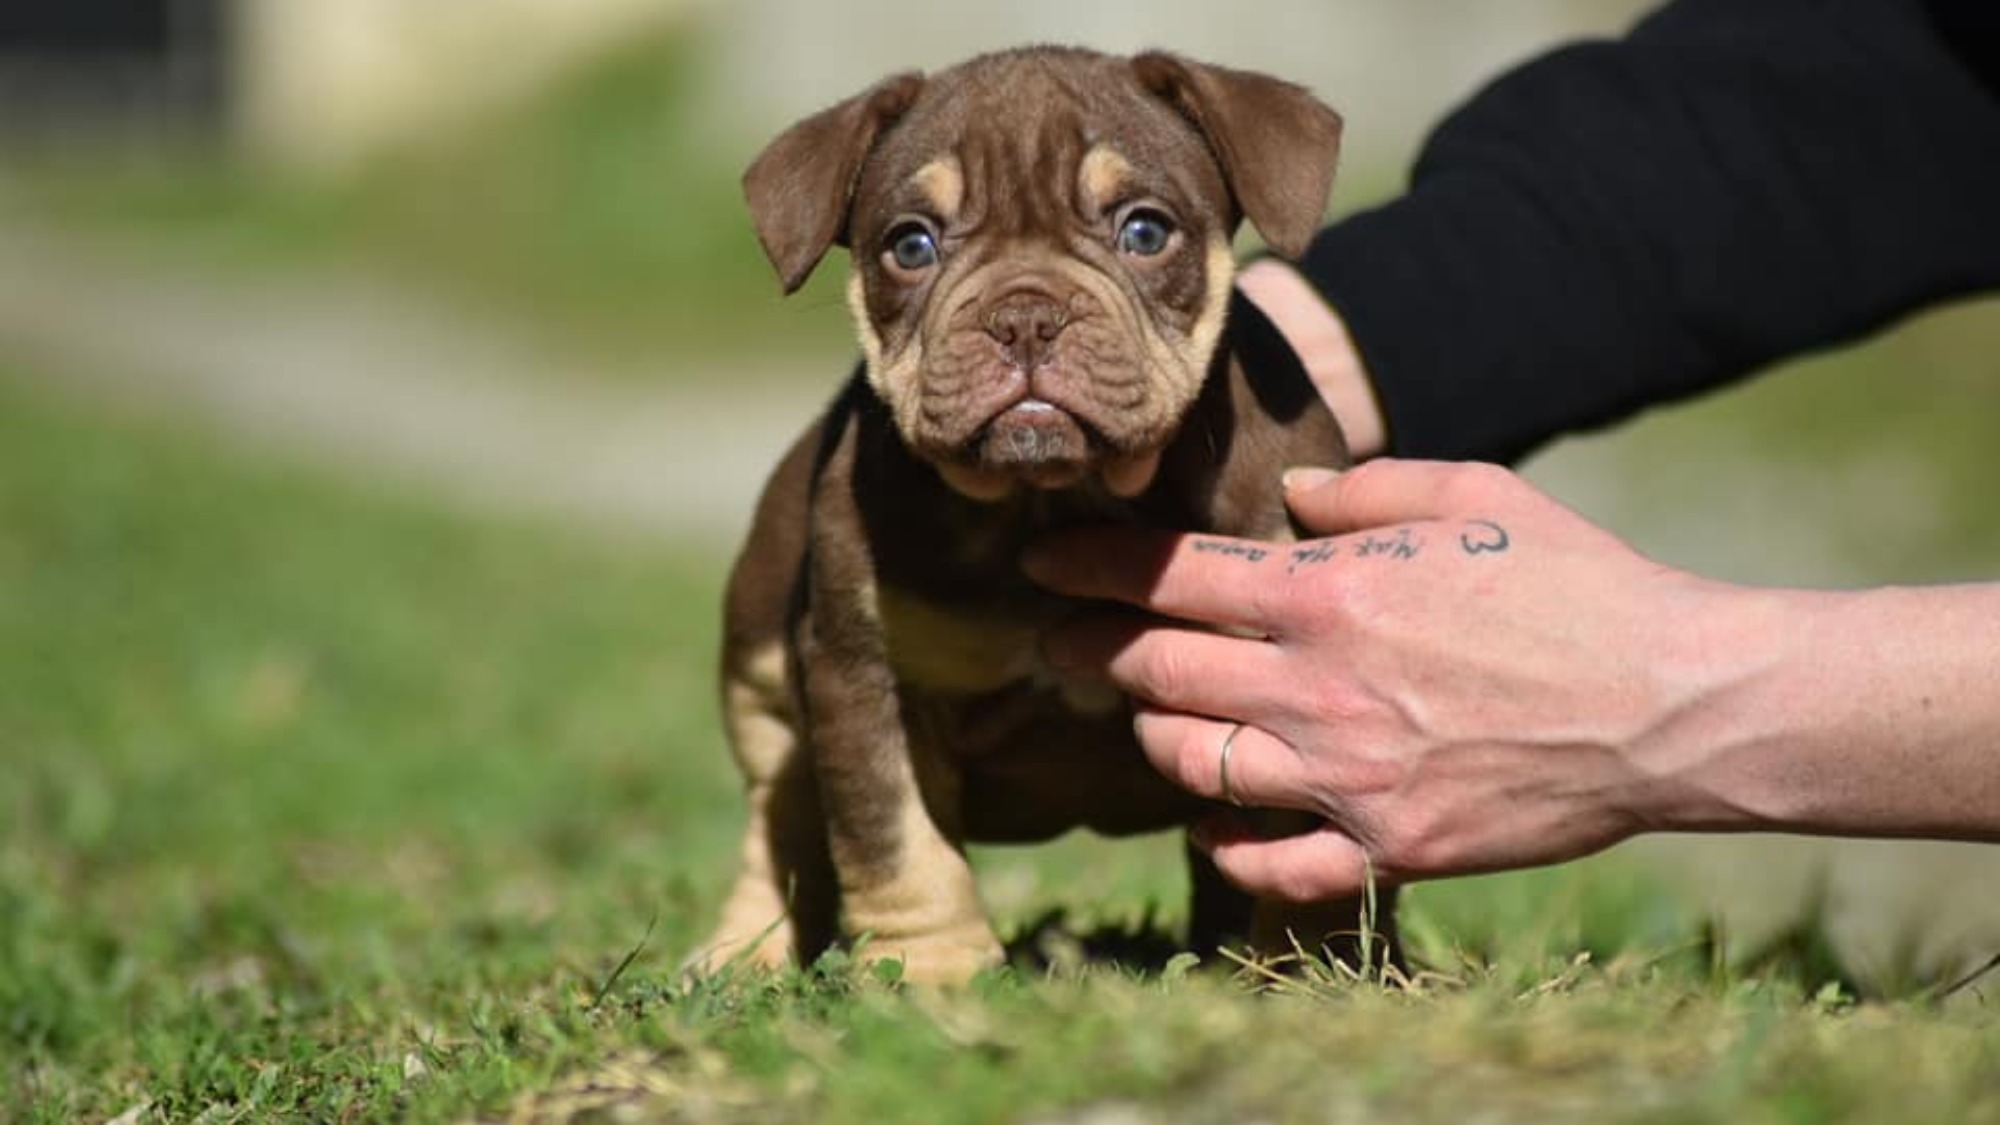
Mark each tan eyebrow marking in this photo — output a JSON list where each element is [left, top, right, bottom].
[[1077, 145, 1135, 212], [907, 157, 965, 220]]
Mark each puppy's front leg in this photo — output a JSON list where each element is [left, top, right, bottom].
[[800, 433, 1002, 984], [797, 595, 1003, 984]]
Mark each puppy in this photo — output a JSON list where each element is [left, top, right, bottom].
[[697, 46, 1396, 984]]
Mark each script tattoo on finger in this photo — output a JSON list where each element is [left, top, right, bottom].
[[1287, 540, 1338, 574], [1199, 526, 1436, 575], [1285, 528, 1423, 574], [1352, 527, 1422, 561], [1191, 538, 1269, 563], [1458, 519, 1510, 556]]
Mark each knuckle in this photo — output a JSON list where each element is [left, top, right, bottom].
[[1293, 572, 1368, 641], [1245, 580, 1294, 632], [1302, 682, 1368, 732], [1370, 821, 1416, 870], [1134, 638, 1197, 703], [1442, 461, 1511, 507], [1379, 809, 1449, 875], [1167, 723, 1212, 793], [1337, 457, 1392, 504], [1280, 563, 1354, 633], [1310, 566, 1361, 616]]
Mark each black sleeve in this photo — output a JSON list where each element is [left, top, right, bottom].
[[1296, 0, 2000, 465]]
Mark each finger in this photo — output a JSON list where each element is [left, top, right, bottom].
[[1193, 818, 1381, 903], [1283, 458, 1518, 537], [1238, 261, 1387, 460], [1131, 708, 1318, 813], [1046, 616, 1289, 717], [1023, 528, 1287, 631]]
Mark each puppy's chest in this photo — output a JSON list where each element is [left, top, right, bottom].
[[874, 583, 1094, 704], [859, 489, 1118, 705]]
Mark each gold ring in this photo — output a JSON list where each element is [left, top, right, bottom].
[[1218, 722, 1247, 807]]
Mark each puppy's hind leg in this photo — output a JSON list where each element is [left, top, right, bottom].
[[1184, 834, 1255, 957], [691, 642, 837, 974], [1250, 886, 1404, 979], [1195, 811, 1404, 978]]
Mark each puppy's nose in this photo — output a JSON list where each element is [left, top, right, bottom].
[[983, 295, 1068, 370]]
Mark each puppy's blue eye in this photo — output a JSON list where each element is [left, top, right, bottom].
[[887, 225, 939, 271], [1117, 210, 1174, 256]]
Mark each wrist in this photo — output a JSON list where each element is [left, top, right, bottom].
[[1742, 583, 2000, 840], [1619, 577, 1804, 835], [1238, 259, 1387, 459], [1625, 580, 2000, 841]]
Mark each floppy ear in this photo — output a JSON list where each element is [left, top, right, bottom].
[[743, 72, 926, 294], [1131, 52, 1342, 259]]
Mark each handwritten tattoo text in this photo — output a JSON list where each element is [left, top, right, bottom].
[[1287, 540, 1339, 573], [1195, 520, 1507, 574], [1352, 527, 1421, 561], [1191, 538, 1268, 563]]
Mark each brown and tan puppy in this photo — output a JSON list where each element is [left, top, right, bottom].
[[696, 46, 1396, 984]]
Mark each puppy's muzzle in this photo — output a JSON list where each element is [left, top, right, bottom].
[[961, 290, 1095, 474]]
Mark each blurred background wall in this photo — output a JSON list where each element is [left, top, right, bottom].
[[0, 0, 696, 166], [695, 0, 1654, 175], [0, 1, 226, 132], [1, 0, 1652, 172], [233, 0, 696, 171]]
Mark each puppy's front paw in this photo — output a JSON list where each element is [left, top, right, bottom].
[[861, 926, 1005, 986], [683, 909, 797, 978]]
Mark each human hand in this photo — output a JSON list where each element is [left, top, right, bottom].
[[1026, 460, 1752, 901]]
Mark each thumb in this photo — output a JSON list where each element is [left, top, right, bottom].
[[1282, 458, 1505, 536], [1197, 817, 1378, 903]]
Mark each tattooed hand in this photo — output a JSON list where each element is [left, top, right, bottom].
[[1023, 459, 1738, 900]]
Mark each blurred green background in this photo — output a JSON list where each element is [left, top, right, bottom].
[[2, 2, 1997, 1118]]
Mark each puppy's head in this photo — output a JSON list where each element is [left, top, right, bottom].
[[745, 47, 1341, 500]]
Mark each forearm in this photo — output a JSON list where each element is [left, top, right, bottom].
[[1644, 580, 2000, 841]]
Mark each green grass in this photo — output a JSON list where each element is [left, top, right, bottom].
[[0, 373, 733, 1119], [11, 31, 854, 368], [2, 374, 1996, 1124]]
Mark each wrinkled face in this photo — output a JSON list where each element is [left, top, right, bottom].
[[844, 54, 1241, 500], [745, 47, 1341, 501]]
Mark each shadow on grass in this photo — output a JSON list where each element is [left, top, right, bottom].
[[994, 888, 1990, 1001], [1002, 906, 1189, 976]]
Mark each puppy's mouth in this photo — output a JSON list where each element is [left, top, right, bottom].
[[972, 397, 1099, 486], [928, 385, 1164, 500]]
